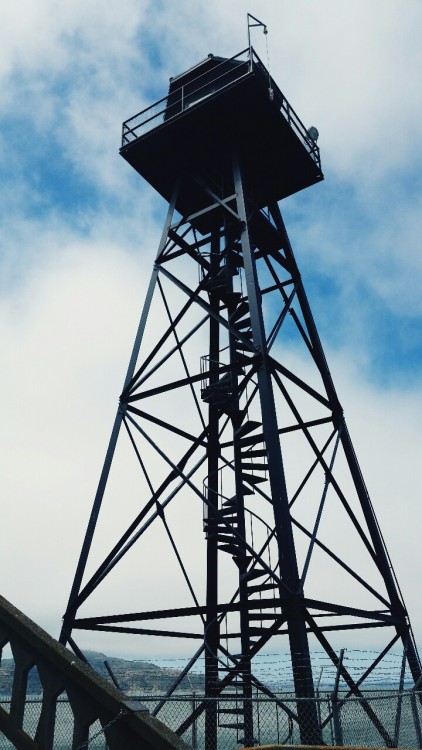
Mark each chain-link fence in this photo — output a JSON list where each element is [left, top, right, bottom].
[[144, 691, 422, 749], [0, 696, 113, 750], [2, 690, 422, 749]]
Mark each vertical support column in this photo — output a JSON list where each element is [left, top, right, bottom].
[[233, 156, 322, 745], [37, 665, 66, 750], [9, 643, 33, 732], [192, 691, 198, 750], [331, 649, 344, 746], [204, 228, 221, 750]]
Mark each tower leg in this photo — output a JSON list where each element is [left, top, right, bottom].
[[233, 158, 323, 744], [204, 229, 221, 750], [270, 202, 422, 695]]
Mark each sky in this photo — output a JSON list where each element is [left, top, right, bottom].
[[1, 0, 421, 663]]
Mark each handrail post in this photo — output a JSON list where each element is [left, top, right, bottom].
[[393, 639, 408, 746], [192, 691, 197, 750]]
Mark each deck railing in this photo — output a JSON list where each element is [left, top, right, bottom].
[[0, 595, 189, 750], [121, 47, 321, 172]]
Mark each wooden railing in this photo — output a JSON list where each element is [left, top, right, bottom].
[[0, 595, 191, 750]]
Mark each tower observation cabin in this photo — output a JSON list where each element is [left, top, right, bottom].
[[62, 36, 422, 750], [121, 48, 323, 228]]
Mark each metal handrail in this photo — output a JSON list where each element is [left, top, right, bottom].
[[122, 48, 251, 145], [121, 47, 321, 170]]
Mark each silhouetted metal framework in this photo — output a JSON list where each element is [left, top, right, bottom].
[[60, 48, 422, 747]]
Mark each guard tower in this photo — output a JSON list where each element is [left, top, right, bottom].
[[60, 36, 422, 749]]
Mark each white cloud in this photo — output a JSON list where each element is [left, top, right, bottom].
[[1, 229, 421, 655], [0, 0, 421, 664], [0, 0, 147, 78]]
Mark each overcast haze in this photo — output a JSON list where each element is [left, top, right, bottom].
[[1, 0, 421, 659]]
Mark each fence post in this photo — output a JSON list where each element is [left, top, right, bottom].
[[316, 667, 323, 736], [331, 649, 344, 746], [191, 691, 197, 750], [327, 695, 335, 746], [411, 691, 422, 749], [393, 640, 408, 747]]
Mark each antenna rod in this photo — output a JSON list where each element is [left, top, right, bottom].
[[247, 12, 268, 55]]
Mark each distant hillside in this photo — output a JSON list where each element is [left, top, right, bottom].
[[0, 650, 204, 695]]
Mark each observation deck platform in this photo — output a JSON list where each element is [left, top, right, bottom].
[[120, 48, 323, 232]]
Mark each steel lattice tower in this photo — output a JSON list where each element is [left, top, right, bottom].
[[60, 45, 422, 747]]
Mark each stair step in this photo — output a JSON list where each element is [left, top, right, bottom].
[[201, 387, 231, 398], [216, 526, 238, 536], [231, 260, 243, 273], [217, 290, 242, 306], [215, 533, 237, 544], [241, 448, 268, 458], [248, 614, 278, 621], [235, 328, 253, 339], [202, 270, 225, 291], [232, 555, 252, 569], [235, 355, 254, 369], [220, 291, 242, 305], [218, 507, 239, 517], [222, 403, 241, 417], [247, 582, 278, 594], [241, 473, 266, 486], [235, 351, 253, 365], [240, 462, 267, 471], [249, 627, 274, 635], [235, 340, 253, 350], [224, 484, 254, 497], [204, 518, 237, 529], [218, 543, 240, 555], [202, 395, 232, 405], [234, 342, 254, 352], [235, 317, 251, 330], [235, 420, 262, 438], [203, 280, 225, 292], [219, 371, 232, 382], [219, 708, 244, 715], [230, 300, 249, 323], [216, 525, 238, 535], [222, 496, 237, 507], [202, 382, 232, 393], [240, 568, 267, 582], [205, 529, 238, 541], [237, 328, 253, 339], [204, 507, 237, 529], [219, 723, 245, 730], [239, 433, 265, 448]]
